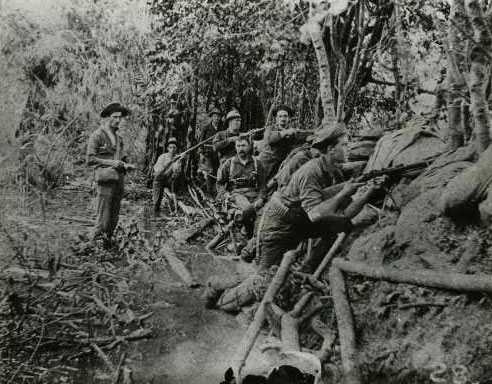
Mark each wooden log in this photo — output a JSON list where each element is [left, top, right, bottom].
[[159, 241, 198, 287], [329, 266, 362, 384], [333, 258, 492, 293], [172, 218, 214, 243], [234, 250, 298, 379], [311, 316, 336, 362], [313, 233, 347, 280]]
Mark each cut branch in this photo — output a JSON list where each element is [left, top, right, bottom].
[[333, 258, 492, 293], [329, 266, 362, 384]]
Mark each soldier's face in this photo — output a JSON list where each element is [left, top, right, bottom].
[[276, 110, 290, 129], [332, 135, 349, 162], [235, 140, 250, 156], [167, 143, 177, 155], [229, 118, 241, 134], [211, 114, 220, 125], [109, 112, 123, 130]]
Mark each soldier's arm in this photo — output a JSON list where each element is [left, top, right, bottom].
[[256, 159, 268, 203], [154, 154, 167, 175], [212, 132, 230, 152], [215, 159, 230, 199], [301, 177, 352, 230]]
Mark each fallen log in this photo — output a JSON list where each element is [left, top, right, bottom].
[[329, 266, 362, 384], [313, 232, 347, 280], [159, 241, 198, 287], [234, 249, 298, 380], [172, 218, 214, 243], [332, 258, 492, 293]]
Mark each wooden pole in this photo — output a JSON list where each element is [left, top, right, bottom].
[[234, 250, 298, 380], [329, 266, 362, 384]]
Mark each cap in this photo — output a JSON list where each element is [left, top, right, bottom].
[[209, 107, 221, 117], [225, 109, 241, 122], [167, 137, 178, 146], [100, 102, 130, 118]]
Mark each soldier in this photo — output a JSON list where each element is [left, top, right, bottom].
[[213, 109, 242, 163], [204, 123, 378, 312], [87, 102, 135, 247], [197, 107, 222, 194], [152, 137, 181, 216], [216, 134, 267, 237], [258, 105, 310, 181]]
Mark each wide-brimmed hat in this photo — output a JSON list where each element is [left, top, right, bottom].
[[225, 109, 241, 122], [100, 102, 130, 118], [310, 122, 347, 147], [272, 104, 294, 117]]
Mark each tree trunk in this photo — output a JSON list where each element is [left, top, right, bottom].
[[466, 0, 492, 153], [446, 0, 468, 149], [309, 21, 337, 126]]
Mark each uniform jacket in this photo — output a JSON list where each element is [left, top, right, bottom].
[[216, 155, 267, 200]]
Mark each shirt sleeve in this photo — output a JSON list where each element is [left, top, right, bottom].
[[154, 153, 172, 175], [216, 159, 230, 197], [256, 159, 267, 200], [266, 130, 283, 146], [86, 131, 102, 166], [299, 173, 325, 216], [213, 132, 230, 152]]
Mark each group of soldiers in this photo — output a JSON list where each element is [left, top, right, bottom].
[[86, 101, 380, 313]]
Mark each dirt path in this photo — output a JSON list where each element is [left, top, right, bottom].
[[1, 181, 270, 383]]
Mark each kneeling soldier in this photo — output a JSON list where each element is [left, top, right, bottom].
[[216, 134, 267, 237], [205, 123, 378, 312]]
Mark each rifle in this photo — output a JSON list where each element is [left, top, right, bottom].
[[321, 156, 438, 198], [355, 157, 438, 182]]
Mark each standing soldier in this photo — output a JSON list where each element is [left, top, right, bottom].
[[213, 109, 242, 164], [152, 137, 181, 216], [197, 107, 222, 194], [258, 105, 310, 180], [216, 135, 267, 237], [87, 102, 135, 247]]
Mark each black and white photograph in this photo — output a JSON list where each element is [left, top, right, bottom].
[[1, 0, 491, 383]]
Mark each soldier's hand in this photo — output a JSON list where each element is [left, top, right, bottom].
[[282, 128, 294, 138], [253, 198, 264, 210], [340, 181, 365, 196], [112, 160, 126, 170]]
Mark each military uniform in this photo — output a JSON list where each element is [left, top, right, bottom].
[[258, 127, 308, 181], [87, 127, 125, 240], [152, 151, 181, 213], [197, 120, 221, 193], [213, 130, 238, 163], [216, 155, 266, 236], [274, 144, 321, 190], [256, 155, 350, 269]]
